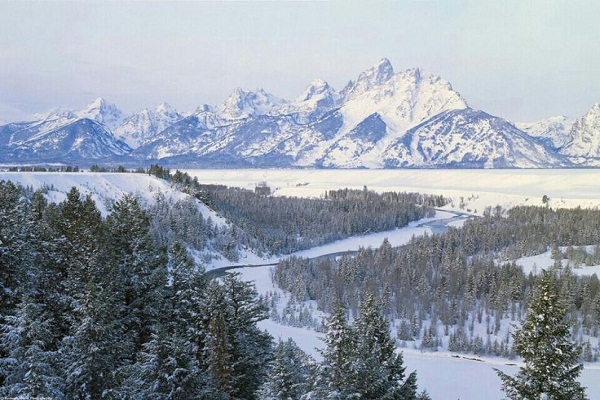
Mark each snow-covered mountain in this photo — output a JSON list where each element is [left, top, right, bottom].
[[516, 116, 573, 150], [560, 103, 600, 159], [383, 109, 566, 168], [216, 88, 287, 120], [1, 59, 600, 168], [77, 97, 125, 131], [114, 103, 183, 148], [0, 100, 131, 162], [0, 118, 131, 162]]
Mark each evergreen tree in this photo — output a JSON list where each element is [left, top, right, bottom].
[[123, 244, 213, 399], [496, 269, 587, 399], [314, 302, 355, 399], [106, 195, 167, 358], [316, 297, 420, 399], [261, 338, 314, 400], [0, 293, 64, 399], [219, 272, 272, 400], [350, 293, 418, 399]]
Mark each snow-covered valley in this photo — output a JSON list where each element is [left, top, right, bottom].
[[2, 168, 600, 399], [186, 168, 600, 400]]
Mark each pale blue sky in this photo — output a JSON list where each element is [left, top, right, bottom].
[[1, 1, 599, 122]]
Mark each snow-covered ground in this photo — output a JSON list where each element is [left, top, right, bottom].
[[516, 248, 600, 277], [234, 220, 600, 400], [185, 168, 600, 213], [190, 168, 600, 399], [3, 169, 600, 398]]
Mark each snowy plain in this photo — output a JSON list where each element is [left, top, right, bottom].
[[2, 168, 600, 399]]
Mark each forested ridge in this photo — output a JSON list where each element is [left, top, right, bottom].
[[273, 205, 600, 361], [0, 181, 273, 398], [145, 166, 445, 257], [190, 183, 444, 255]]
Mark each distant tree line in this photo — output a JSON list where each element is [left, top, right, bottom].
[[198, 184, 444, 254]]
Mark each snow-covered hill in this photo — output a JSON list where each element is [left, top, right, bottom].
[[2, 59, 600, 168]]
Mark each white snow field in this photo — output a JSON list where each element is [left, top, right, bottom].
[[2, 169, 600, 398], [185, 168, 600, 213]]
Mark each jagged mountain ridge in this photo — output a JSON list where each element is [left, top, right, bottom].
[[560, 103, 600, 159], [0, 59, 597, 167]]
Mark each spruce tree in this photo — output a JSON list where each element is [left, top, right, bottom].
[[0, 293, 64, 399], [496, 269, 587, 399], [261, 338, 314, 400], [350, 293, 418, 400], [315, 302, 355, 399], [316, 296, 420, 399], [106, 195, 167, 357]]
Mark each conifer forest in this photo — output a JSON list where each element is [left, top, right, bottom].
[[0, 168, 598, 399]]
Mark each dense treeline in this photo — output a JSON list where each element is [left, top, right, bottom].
[[97, 166, 445, 258], [0, 180, 430, 398], [0, 181, 272, 398], [273, 206, 600, 360], [198, 185, 443, 254], [146, 193, 261, 262]]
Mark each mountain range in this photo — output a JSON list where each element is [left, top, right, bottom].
[[1, 58, 599, 168]]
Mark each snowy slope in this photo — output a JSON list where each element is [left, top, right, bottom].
[[2, 60, 600, 168], [114, 102, 183, 148], [0, 172, 189, 215], [516, 115, 573, 150], [561, 103, 600, 158]]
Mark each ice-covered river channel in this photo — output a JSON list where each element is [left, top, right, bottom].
[[207, 209, 473, 278]]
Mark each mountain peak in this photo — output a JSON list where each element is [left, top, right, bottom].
[[77, 98, 124, 130], [296, 79, 333, 103], [343, 58, 395, 101], [90, 97, 106, 107], [588, 102, 600, 114], [155, 102, 177, 114], [217, 87, 286, 119], [405, 67, 422, 82], [357, 58, 394, 86], [560, 102, 600, 158]]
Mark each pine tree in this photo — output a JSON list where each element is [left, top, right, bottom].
[[314, 302, 355, 399], [495, 269, 587, 399], [261, 338, 314, 400], [350, 293, 418, 399], [0, 293, 65, 399]]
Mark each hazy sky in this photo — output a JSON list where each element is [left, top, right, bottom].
[[1, 1, 599, 123]]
